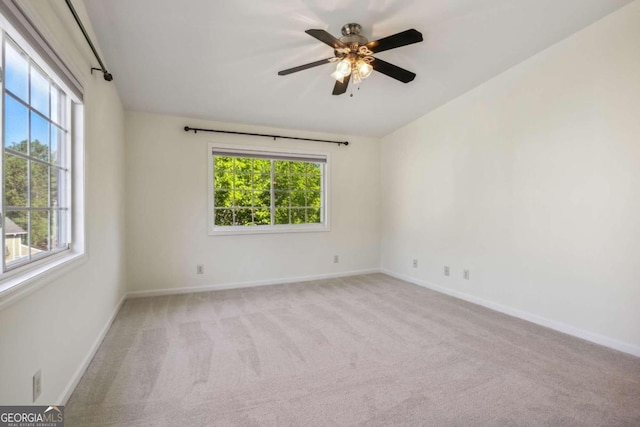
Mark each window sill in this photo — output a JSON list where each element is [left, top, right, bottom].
[[0, 250, 87, 311], [210, 224, 330, 236]]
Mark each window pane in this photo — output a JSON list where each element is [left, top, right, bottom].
[[233, 190, 252, 207], [31, 112, 50, 161], [51, 209, 61, 249], [274, 160, 291, 175], [5, 211, 29, 264], [214, 156, 232, 170], [214, 209, 233, 226], [253, 173, 270, 190], [5, 41, 28, 101], [4, 154, 28, 207], [307, 208, 322, 223], [253, 159, 270, 173], [290, 162, 306, 175], [290, 191, 306, 207], [51, 167, 65, 207], [214, 189, 231, 208], [290, 174, 306, 189], [253, 191, 270, 208], [233, 157, 252, 174], [274, 191, 289, 207], [214, 168, 232, 189], [273, 173, 290, 191], [30, 66, 50, 116], [234, 173, 252, 190], [306, 173, 321, 190], [307, 190, 321, 208], [51, 126, 63, 165], [4, 94, 28, 152], [31, 162, 49, 207], [51, 86, 62, 125], [291, 208, 306, 224], [275, 208, 289, 225], [58, 210, 68, 247], [30, 210, 49, 253], [253, 209, 270, 225], [302, 162, 316, 174], [234, 208, 252, 225]]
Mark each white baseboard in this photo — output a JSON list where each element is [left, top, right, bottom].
[[57, 293, 127, 405], [127, 269, 382, 299], [381, 269, 640, 358]]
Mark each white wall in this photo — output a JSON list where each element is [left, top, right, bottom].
[[125, 112, 380, 294], [381, 1, 640, 355], [0, 1, 126, 404]]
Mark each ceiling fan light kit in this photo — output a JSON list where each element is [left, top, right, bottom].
[[278, 23, 423, 95]]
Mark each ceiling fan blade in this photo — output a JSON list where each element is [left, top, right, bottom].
[[371, 58, 416, 83], [278, 58, 336, 76], [366, 29, 423, 54], [306, 29, 347, 49], [332, 73, 351, 95]]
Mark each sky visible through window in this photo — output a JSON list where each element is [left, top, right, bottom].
[[4, 41, 54, 153]]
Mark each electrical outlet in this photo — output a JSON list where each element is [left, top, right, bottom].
[[464, 269, 470, 280], [444, 266, 450, 276], [333, 255, 339, 264], [196, 265, 204, 274], [33, 369, 41, 402], [412, 259, 418, 268]]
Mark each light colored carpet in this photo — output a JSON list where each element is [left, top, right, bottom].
[[66, 274, 640, 426]]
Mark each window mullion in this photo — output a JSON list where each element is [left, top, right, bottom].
[[231, 159, 236, 226], [48, 79, 51, 251], [288, 164, 292, 224], [320, 165, 324, 223], [26, 60, 32, 260], [270, 159, 275, 226], [250, 161, 255, 224]]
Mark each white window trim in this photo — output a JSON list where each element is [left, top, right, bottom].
[[208, 142, 331, 236], [0, 9, 86, 310]]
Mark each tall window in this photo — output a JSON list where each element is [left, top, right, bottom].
[[209, 146, 328, 234], [1, 33, 71, 271]]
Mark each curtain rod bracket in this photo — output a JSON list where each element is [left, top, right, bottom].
[[183, 126, 348, 146]]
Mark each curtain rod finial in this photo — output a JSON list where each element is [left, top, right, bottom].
[[91, 67, 113, 81]]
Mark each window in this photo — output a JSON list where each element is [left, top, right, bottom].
[[0, 25, 78, 275], [209, 145, 329, 234]]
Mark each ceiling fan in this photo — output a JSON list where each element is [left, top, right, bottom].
[[278, 23, 423, 95]]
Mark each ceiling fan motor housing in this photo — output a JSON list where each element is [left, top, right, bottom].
[[340, 23, 368, 46]]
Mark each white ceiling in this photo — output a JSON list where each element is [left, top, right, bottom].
[[84, 0, 632, 137]]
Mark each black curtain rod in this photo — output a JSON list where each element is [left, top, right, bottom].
[[64, 0, 113, 81], [184, 126, 349, 146]]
